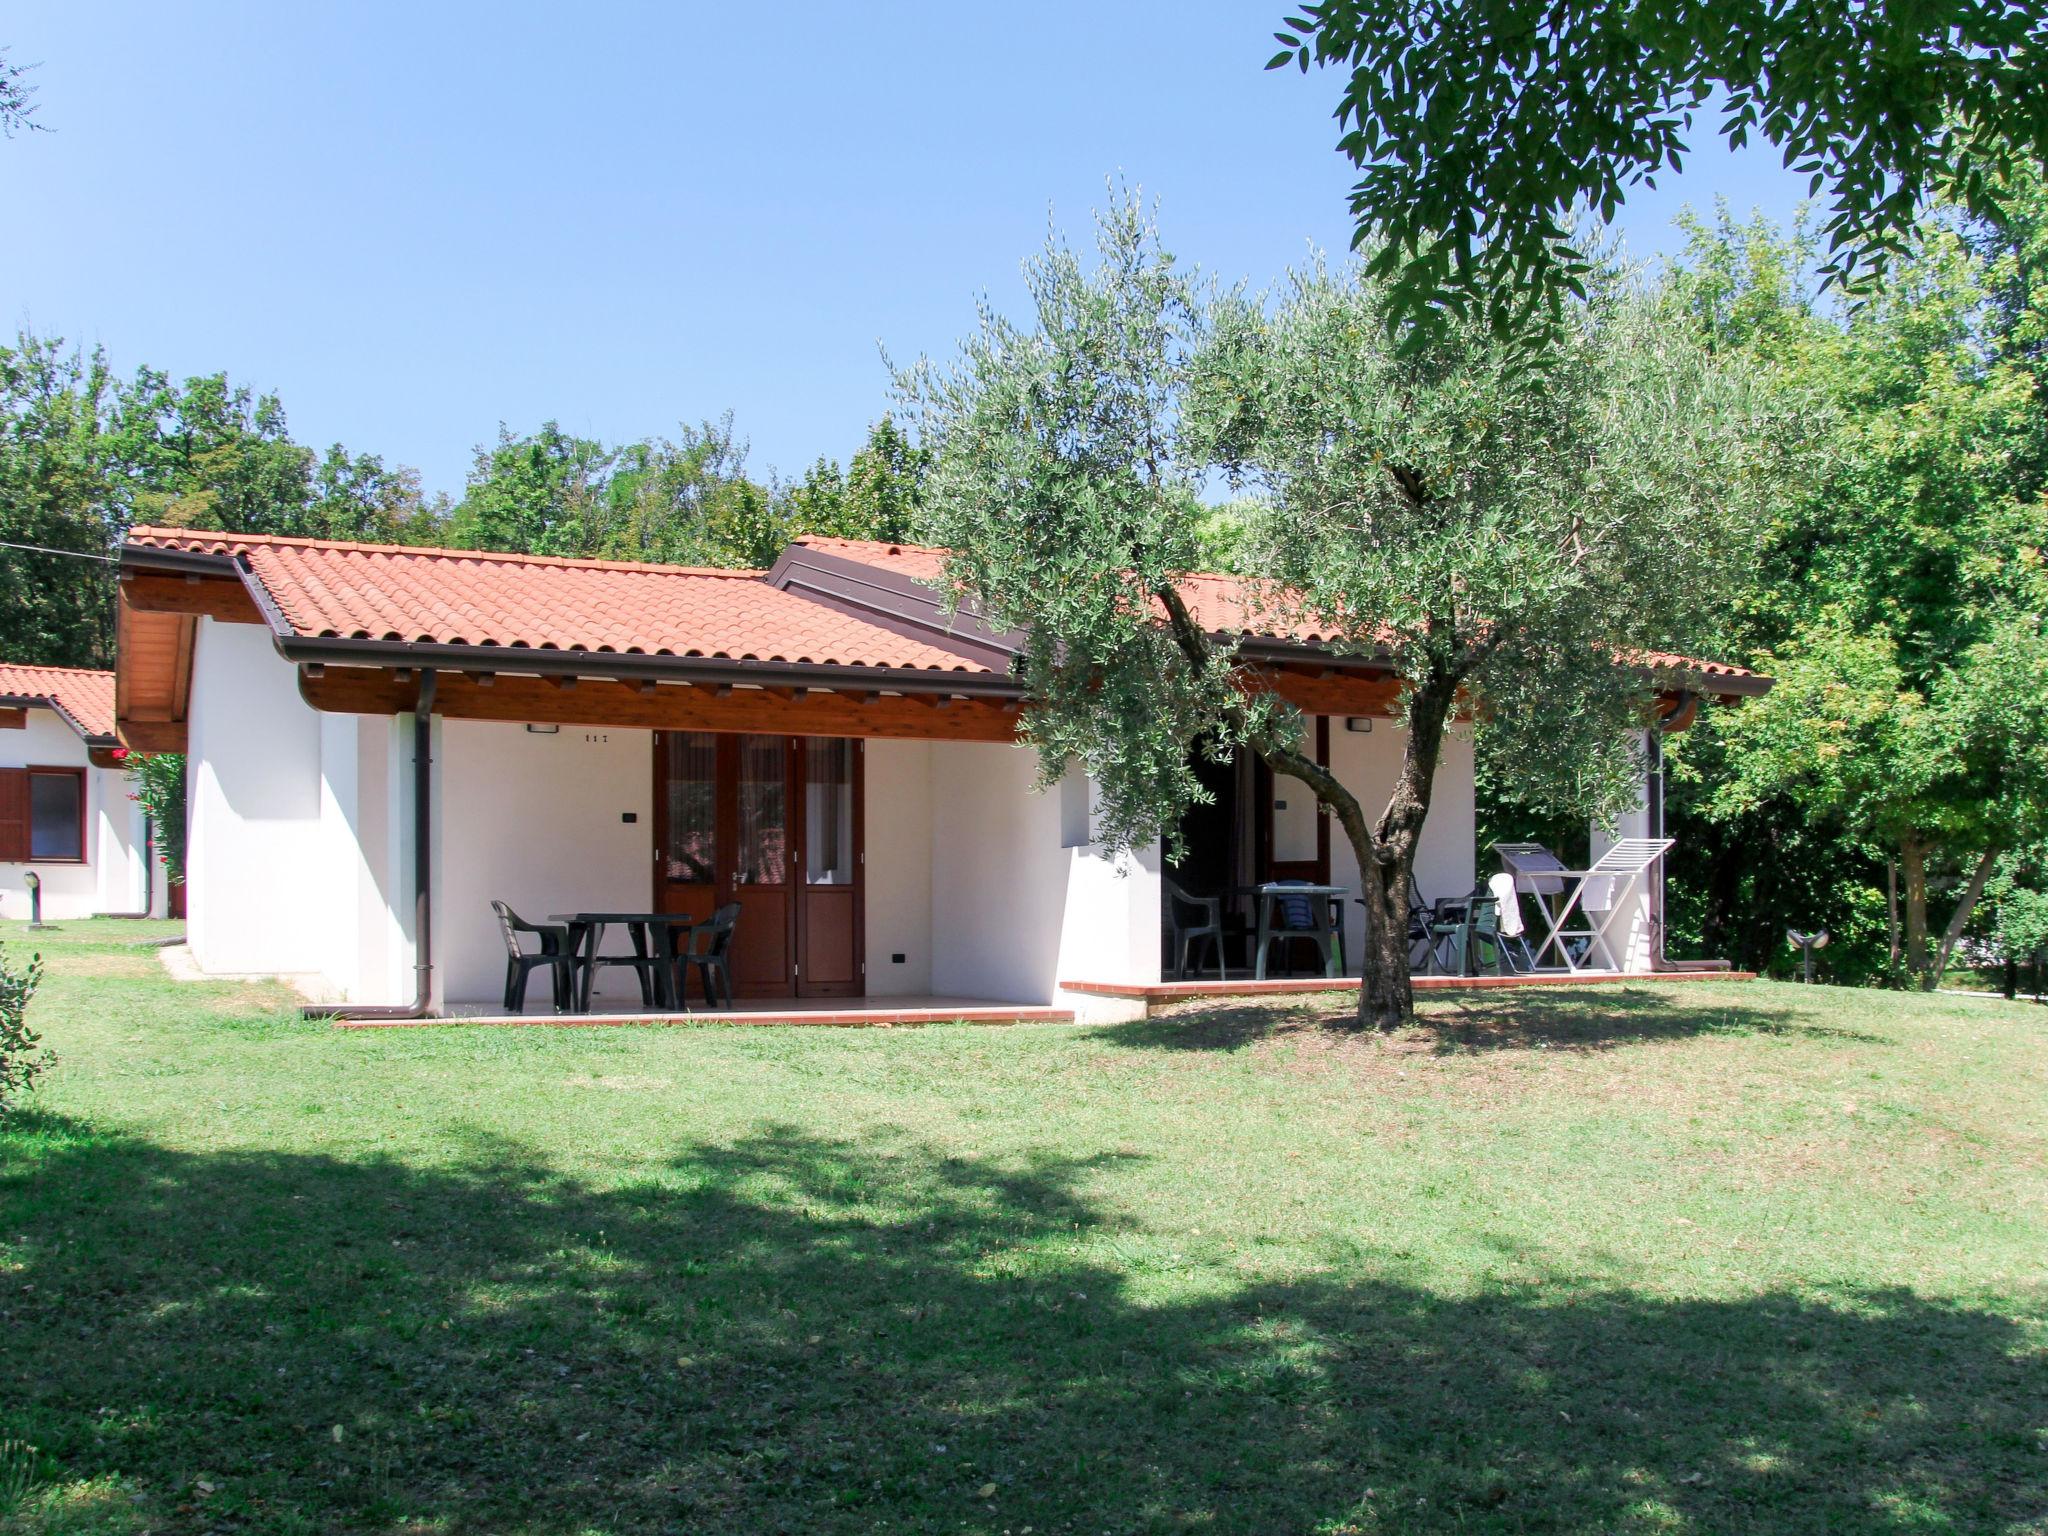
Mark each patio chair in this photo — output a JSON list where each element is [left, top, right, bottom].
[[1484, 870, 1538, 973], [676, 902, 740, 1009], [1165, 879, 1230, 980], [1426, 889, 1486, 976], [490, 900, 575, 1013]]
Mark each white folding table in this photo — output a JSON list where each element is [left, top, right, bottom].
[[1494, 839, 1674, 973]]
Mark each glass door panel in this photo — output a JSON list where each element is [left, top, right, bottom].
[[805, 738, 854, 885], [736, 735, 789, 886], [663, 732, 718, 883]]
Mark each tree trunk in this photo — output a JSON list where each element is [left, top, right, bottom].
[[1885, 856, 1901, 976], [1930, 844, 2000, 989], [1900, 836, 1930, 984], [1148, 579, 1455, 1031], [1353, 838, 1414, 1028]]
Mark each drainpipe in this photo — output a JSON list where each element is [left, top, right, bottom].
[[304, 669, 437, 1020], [96, 814, 157, 920]]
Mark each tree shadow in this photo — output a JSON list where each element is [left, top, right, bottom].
[[1, 1111, 2036, 1534], [1091, 984, 1888, 1057]]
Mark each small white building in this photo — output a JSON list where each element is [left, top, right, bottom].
[[0, 663, 167, 922], [111, 530, 1765, 1019]]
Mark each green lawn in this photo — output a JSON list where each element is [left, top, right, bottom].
[[1, 921, 2044, 1535]]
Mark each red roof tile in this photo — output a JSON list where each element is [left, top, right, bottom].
[[126, 528, 993, 673], [0, 663, 117, 740]]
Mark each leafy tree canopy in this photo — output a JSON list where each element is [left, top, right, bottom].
[[900, 195, 1771, 1025], [1661, 184, 2048, 985], [1271, 0, 2048, 347]]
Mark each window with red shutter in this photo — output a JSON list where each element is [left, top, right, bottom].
[[0, 769, 27, 862]]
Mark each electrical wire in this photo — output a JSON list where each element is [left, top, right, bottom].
[[0, 540, 116, 563]]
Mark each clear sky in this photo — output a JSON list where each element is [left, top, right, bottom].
[[5, 2, 1812, 501]]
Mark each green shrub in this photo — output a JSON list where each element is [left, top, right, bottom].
[[126, 753, 186, 886], [0, 942, 48, 1115]]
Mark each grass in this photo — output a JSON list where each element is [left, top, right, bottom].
[[0, 920, 2044, 1535]]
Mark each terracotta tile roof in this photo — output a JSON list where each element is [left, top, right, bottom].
[[794, 535, 1764, 685], [0, 663, 118, 741], [125, 528, 993, 673]]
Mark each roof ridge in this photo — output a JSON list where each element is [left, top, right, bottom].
[[0, 661, 114, 680], [793, 533, 1259, 586], [128, 526, 766, 579]]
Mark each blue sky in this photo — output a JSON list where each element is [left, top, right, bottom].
[[5, 2, 1810, 501]]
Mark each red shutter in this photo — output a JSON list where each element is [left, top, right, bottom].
[[0, 769, 26, 862]]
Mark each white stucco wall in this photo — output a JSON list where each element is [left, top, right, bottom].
[[431, 720, 654, 1009], [185, 620, 329, 975], [1323, 717, 1478, 974], [864, 737, 933, 996], [0, 709, 154, 920], [927, 742, 1159, 1012], [93, 773, 164, 918]]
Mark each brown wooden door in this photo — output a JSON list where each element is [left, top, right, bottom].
[[1256, 715, 1331, 885], [729, 733, 794, 995], [653, 731, 863, 999], [796, 737, 863, 997]]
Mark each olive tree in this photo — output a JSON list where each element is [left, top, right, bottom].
[[900, 200, 1770, 1027]]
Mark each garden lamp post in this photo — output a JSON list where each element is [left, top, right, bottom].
[[23, 869, 44, 930], [1786, 927, 1829, 984]]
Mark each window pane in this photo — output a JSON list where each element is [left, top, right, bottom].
[[736, 735, 787, 886], [29, 772, 82, 860], [663, 732, 716, 883], [805, 738, 854, 884]]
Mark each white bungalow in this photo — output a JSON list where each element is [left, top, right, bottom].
[[0, 662, 167, 922], [110, 529, 1766, 1022]]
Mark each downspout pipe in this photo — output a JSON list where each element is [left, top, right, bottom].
[[94, 813, 155, 920], [304, 669, 437, 1020]]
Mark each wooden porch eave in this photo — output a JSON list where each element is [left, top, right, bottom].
[[297, 665, 1029, 743]]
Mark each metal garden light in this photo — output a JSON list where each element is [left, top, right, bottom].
[[1786, 927, 1829, 983], [23, 869, 44, 930]]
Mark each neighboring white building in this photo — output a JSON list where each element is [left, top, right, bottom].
[[0, 663, 167, 922], [111, 530, 1766, 1019]]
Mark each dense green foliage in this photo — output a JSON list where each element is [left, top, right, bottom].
[[0, 337, 446, 667], [1647, 191, 2048, 986], [4, 923, 2045, 1531], [1270, 0, 2048, 347], [124, 755, 186, 888], [0, 328, 931, 666], [0, 941, 45, 1115], [903, 198, 1768, 1025]]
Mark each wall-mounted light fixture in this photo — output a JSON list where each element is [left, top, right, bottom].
[[524, 724, 560, 735], [1344, 717, 1373, 733]]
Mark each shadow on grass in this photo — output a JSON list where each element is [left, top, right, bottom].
[[1, 1112, 2037, 1534], [1092, 984, 1887, 1057]]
